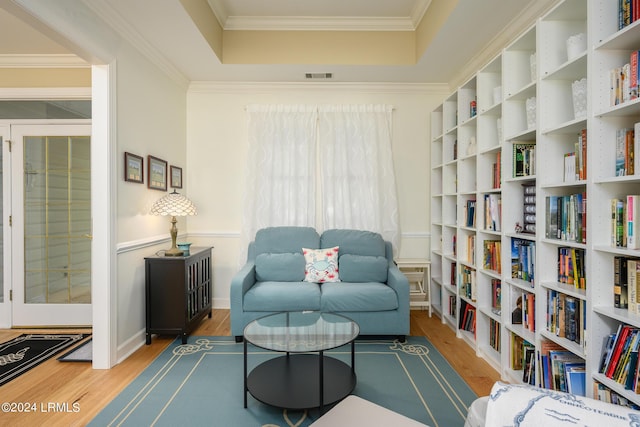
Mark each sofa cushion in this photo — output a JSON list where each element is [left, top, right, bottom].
[[254, 226, 320, 255], [303, 246, 340, 283], [339, 254, 388, 283], [320, 282, 398, 312], [255, 252, 305, 282], [244, 281, 321, 312], [320, 229, 386, 257]]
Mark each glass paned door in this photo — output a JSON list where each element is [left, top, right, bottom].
[[0, 125, 8, 328], [11, 124, 91, 326]]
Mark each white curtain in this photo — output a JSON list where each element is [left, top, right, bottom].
[[239, 104, 400, 262], [239, 104, 318, 262], [318, 104, 400, 250]]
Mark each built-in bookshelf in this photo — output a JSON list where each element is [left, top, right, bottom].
[[429, 0, 640, 406]]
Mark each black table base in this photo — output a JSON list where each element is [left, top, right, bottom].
[[245, 350, 356, 411]]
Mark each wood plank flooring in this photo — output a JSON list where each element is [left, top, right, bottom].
[[0, 310, 500, 426]]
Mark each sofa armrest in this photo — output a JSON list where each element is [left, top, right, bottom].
[[230, 261, 256, 336], [386, 261, 410, 306]]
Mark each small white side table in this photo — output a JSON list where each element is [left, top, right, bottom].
[[395, 259, 431, 317]]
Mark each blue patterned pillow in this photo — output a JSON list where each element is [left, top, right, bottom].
[[303, 246, 340, 283]]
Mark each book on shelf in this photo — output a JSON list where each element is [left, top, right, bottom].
[[564, 152, 577, 182], [460, 265, 477, 302], [448, 294, 457, 317], [594, 381, 640, 410], [629, 259, 640, 315], [548, 350, 584, 394], [450, 262, 456, 287], [491, 279, 501, 315], [523, 344, 536, 385], [513, 142, 536, 178], [614, 256, 630, 309], [615, 127, 635, 176], [459, 300, 476, 335], [538, 340, 566, 389], [511, 238, 535, 286], [576, 129, 587, 181], [627, 195, 640, 249], [558, 247, 586, 290], [511, 333, 524, 371], [489, 318, 500, 352], [545, 193, 587, 243], [483, 240, 502, 274], [492, 151, 501, 189], [599, 324, 640, 391], [546, 290, 584, 346], [464, 199, 476, 228], [466, 234, 476, 264], [484, 193, 501, 231]]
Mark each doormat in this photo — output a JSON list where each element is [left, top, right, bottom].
[[58, 338, 92, 362], [0, 333, 87, 386]]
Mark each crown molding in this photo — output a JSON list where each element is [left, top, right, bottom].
[[222, 16, 416, 32], [0, 87, 91, 99], [189, 81, 448, 94], [0, 54, 88, 68], [80, 0, 189, 89]]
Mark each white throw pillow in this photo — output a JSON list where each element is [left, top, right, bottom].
[[303, 246, 340, 283]]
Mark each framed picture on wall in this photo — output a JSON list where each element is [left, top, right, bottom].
[[170, 165, 183, 189], [148, 155, 168, 191], [124, 152, 144, 183]]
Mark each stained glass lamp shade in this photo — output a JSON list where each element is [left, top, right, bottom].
[[150, 190, 198, 256]]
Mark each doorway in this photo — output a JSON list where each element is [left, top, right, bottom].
[[1, 123, 91, 327]]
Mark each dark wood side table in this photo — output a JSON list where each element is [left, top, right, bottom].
[[145, 246, 213, 345]]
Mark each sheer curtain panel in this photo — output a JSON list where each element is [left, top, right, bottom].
[[318, 105, 400, 250], [240, 105, 318, 262]]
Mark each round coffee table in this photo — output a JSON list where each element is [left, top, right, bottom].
[[243, 311, 359, 412]]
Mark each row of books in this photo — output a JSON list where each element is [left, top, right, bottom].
[[615, 125, 639, 177], [482, 240, 501, 274], [464, 199, 476, 228], [539, 340, 586, 396], [491, 279, 501, 315], [599, 324, 640, 393], [563, 130, 588, 182], [510, 334, 536, 385], [594, 381, 640, 409], [558, 247, 586, 290], [619, 0, 640, 31], [460, 265, 477, 302], [511, 238, 535, 285], [459, 301, 476, 335], [483, 193, 501, 231], [465, 235, 475, 264], [611, 195, 640, 249], [545, 193, 587, 244], [512, 290, 535, 332], [513, 142, 536, 178], [492, 151, 501, 189], [489, 318, 500, 352], [614, 256, 640, 310], [546, 290, 583, 345], [448, 294, 457, 317], [610, 50, 640, 106]]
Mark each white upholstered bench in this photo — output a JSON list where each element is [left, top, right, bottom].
[[310, 395, 429, 427]]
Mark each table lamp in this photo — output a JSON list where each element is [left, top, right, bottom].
[[150, 190, 197, 256]]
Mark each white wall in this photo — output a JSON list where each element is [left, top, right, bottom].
[[185, 82, 448, 309], [114, 43, 187, 361]]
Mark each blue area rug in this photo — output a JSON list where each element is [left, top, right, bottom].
[[89, 336, 476, 427]]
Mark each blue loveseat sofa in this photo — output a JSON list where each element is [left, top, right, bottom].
[[230, 226, 410, 341]]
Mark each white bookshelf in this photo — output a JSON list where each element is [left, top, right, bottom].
[[430, 0, 640, 406]]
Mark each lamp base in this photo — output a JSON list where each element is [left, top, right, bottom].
[[164, 247, 184, 257]]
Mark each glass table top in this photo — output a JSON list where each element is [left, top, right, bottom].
[[243, 312, 359, 353]]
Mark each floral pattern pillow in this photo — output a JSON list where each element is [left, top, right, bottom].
[[303, 246, 340, 283]]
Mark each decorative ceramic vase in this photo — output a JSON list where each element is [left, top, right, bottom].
[[177, 242, 192, 256], [526, 97, 537, 129], [572, 78, 588, 120], [566, 33, 587, 61]]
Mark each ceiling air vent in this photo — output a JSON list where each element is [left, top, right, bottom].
[[305, 73, 333, 80]]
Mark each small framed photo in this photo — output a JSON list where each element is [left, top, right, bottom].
[[147, 155, 168, 191], [124, 152, 144, 183], [170, 165, 183, 189]]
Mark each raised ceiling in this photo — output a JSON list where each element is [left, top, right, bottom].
[[0, 0, 555, 84]]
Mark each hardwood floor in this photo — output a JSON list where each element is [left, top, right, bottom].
[[0, 310, 500, 426]]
